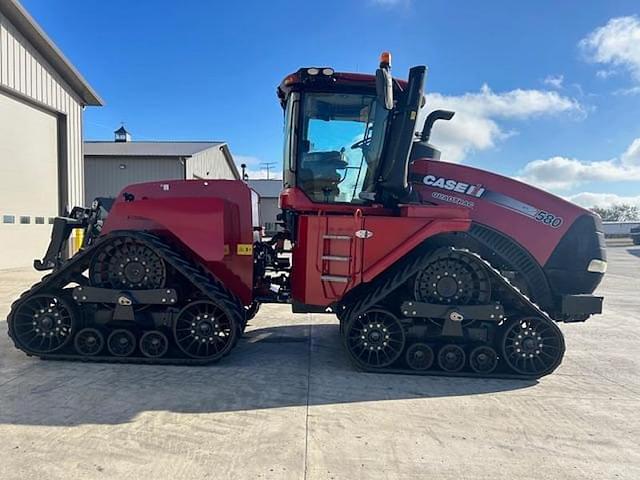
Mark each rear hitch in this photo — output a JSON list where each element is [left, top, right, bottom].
[[33, 199, 112, 271], [34, 214, 87, 271]]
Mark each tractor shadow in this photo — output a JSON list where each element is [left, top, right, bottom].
[[626, 247, 640, 258], [0, 321, 536, 427]]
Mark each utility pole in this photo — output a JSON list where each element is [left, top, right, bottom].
[[260, 162, 275, 180]]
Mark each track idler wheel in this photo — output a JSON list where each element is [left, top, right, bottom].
[[344, 308, 406, 369], [173, 300, 237, 360], [107, 329, 137, 357], [405, 343, 434, 371], [437, 344, 466, 373], [501, 317, 565, 377], [469, 346, 498, 374], [10, 294, 76, 354], [140, 331, 169, 358], [74, 328, 105, 356]]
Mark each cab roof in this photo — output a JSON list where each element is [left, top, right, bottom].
[[277, 68, 409, 107]]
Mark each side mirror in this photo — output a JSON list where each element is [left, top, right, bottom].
[[376, 67, 394, 110]]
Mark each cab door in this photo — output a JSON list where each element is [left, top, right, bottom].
[[291, 212, 364, 306]]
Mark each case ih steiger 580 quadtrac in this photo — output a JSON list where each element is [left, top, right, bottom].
[[7, 54, 606, 379]]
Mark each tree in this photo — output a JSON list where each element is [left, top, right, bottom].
[[590, 204, 640, 221]]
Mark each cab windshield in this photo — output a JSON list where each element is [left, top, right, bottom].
[[290, 92, 389, 203]]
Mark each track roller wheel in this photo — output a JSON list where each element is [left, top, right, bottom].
[[107, 329, 137, 357], [501, 317, 565, 377], [140, 331, 169, 358], [9, 294, 76, 354], [437, 344, 466, 373], [469, 346, 498, 374], [405, 343, 434, 371], [344, 308, 406, 369], [74, 328, 105, 356], [90, 237, 166, 289], [173, 300, 237, 360]]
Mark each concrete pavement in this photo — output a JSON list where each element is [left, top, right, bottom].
[[0, 246, 638, 479]]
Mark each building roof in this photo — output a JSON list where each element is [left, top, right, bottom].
[[248, 179, 283, 198], [0, 0, 103, 106], [85, 140, 242, 180], [84, 141, 225, 157]]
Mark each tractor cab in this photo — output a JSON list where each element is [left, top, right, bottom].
[[278, 70, 391, 204], [278, 53, 435, 209]]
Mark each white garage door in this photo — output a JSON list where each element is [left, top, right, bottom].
[[0, 92, 59, 269]]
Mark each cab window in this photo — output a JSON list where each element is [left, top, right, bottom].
[[297, 93, 388, 203]]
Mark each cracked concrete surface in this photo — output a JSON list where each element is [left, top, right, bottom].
[[0, 246, 638, 480]]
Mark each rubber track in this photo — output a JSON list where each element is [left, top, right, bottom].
[[342, 246, 564, 379], [7, 231, 245, 366]]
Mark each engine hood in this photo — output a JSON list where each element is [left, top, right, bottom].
[[409, 158, 601, 265]]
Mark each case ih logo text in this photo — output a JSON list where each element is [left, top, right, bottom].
[[423, 175, 485, 198]]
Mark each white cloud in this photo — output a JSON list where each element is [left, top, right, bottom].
[[621, 138, 640, 166], [423, 84, 583, 162], [235, 155, 282, 180], [519, 156, 640, 190], [596, 69, 615, 79], [543, 74, 564, 89], [567, 192, 640, 209], [580, 16, 640, 81], [614, 85, 640, 96], [518, 138, 640, 191]]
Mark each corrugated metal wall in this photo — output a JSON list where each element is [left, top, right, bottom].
[[85, 156, 184, 204], [0, 9, 84, 209], [259, 197, 281, 235], [187, 146, 236, 179]]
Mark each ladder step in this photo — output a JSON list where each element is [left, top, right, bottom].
[[321, 275, 349, 283], [323, 234, 351, 240], [321, 255, 350, 262]]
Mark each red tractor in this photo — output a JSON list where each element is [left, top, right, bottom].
[[7, 54, 605, 378]]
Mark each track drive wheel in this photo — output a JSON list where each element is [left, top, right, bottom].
[[89, 237, 166, 289], [414, 249, 491, 305], [501, 317, 565, 377], [74, 328, 105, 356], [344, 308, 406, 369], [9, 294, 76, 354], [173, 300, 237, 360]]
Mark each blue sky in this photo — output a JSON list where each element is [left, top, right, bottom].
[[22, 0, 640, 207]]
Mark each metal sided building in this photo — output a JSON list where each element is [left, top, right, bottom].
[[84, 129, 240, 205], [247, 179, 283, 235], [0, 0, 102, 269]]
